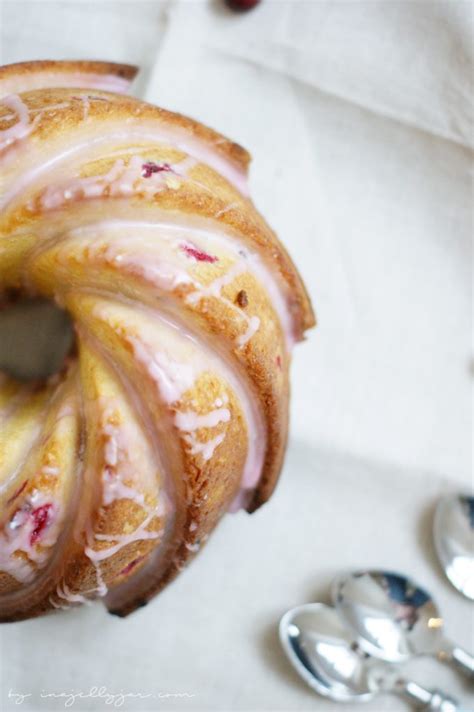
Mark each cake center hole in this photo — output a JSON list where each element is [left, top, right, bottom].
[[0, 297, 74, 381]]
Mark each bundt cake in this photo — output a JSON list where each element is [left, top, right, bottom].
[[0, 60, 314, 621]]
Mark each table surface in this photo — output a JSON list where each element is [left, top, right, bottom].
[[0, 2, 472, 711]]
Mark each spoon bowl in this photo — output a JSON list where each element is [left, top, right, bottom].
[[332, 570, 474, 677], [332, 570, 441, 662], [279, 602, 373, 702], [434, 494, 474, 600]]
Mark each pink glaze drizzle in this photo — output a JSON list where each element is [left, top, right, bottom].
[[0, 94, 40, 152], [174, 406, 231, 462], [1, 123, 248, 208], [0, 70, 133, 100], [36, 154, 195, 211]]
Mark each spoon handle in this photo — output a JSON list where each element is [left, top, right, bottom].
[[440, 640, 474, 678], [398, 680, 458, 711], [451, 647, 474, 678]]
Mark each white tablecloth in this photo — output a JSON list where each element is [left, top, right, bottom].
[[0, 1, 472, 710]]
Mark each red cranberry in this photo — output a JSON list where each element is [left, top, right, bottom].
[[225, 0, 261, 10], [119, 556, 145, 576], [30, 504, 53, 545], [141, 162, 172, 178], [180, 243, 218, 263]]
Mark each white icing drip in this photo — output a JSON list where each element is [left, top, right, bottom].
[[58, 524, 111, 604], [236, 315, 261, 347], [118, 257, 192, 291], [104, 435, 118, 467], [33, 101, 71, 113], [49, 598, 70, 610], [102, 470, 146, 508], [85, 510, 160, 562], [185, 258, 261, 348], [1, 102, 71, 121], [1, 97, 114, 125], [129, 336, 198, 405], [0, 94, 40, 152], [82, 544, 109, 599], [70, 232, 193, 292], [37, 155, 194, 211], [97, 398, 163, 510], [183, 432, 225, 462], [186, 260, 245, 304], [39, 159, 123, 210], [91, 558, 108, 596], [214, 202, 240, 218], [41, 466, 59, 477], [174, 407, 230, 462], [174, 407, 230, 431], [55, 581, 93, 606], [74, 94, 90, 122]]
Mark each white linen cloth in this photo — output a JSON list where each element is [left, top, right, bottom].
[[0, 1, 472, 710]]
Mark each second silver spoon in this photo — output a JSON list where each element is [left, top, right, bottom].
[[280, 602, 459, 710], [332, 570, 474, 678]]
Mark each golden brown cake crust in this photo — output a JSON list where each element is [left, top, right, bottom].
[[0, 59, 139, 82]]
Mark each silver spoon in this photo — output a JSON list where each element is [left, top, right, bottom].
[[279, 603, 459, 710], [332, 570, 474, 678], [434, 494, 474, 600]]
